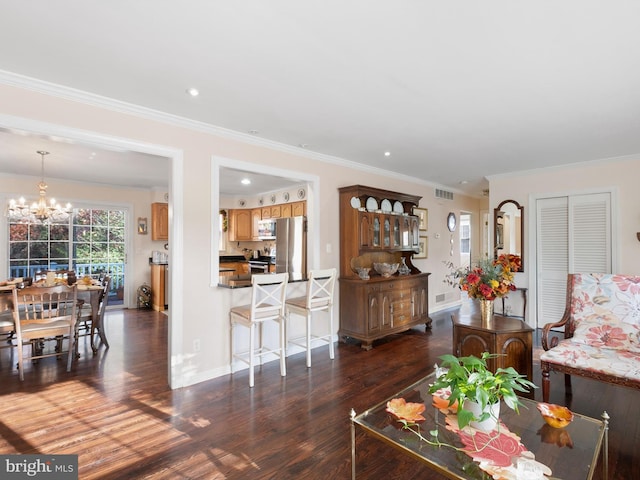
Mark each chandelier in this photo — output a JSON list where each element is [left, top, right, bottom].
[[7, 150, 72, 224]]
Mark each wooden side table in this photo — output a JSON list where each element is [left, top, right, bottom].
[[451, 312, 533, 382], [500, 287, 527, 318]]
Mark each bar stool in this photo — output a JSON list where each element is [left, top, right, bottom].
[[230, 273, 288, 387], [285, 268, 336, 368]]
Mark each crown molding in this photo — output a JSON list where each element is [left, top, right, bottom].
[[0, 69, 474, 198]]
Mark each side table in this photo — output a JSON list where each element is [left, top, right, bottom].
[[451, 312, 533, 382]]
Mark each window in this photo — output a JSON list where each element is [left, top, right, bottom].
[[8, 207, 127, 304], [460, 224, 470, 254]]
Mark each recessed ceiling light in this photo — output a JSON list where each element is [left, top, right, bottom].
[[459, 180, 468, 184], [248, 130, 259, 135], [298, 143, 310, 148], [384, 151, 391, 157], [241, 178, 251, 185], [186, 88, 199, 97]]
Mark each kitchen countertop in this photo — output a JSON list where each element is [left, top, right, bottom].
[[218, 273, 306, 289], [219, 255, 275, 263]]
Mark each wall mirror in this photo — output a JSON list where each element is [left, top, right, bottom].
[[494, 199, 524, 272]]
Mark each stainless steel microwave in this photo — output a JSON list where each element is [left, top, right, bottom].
[[257, 219, 276, 240]]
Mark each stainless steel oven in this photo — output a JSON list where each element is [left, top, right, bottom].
[[248, 261, 269, 273]]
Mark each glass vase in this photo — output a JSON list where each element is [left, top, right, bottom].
[[398, 257, 410, 276]]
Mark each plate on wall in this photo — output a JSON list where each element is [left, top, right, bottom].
[[381, 199, 392, 212], [350, 196, 361, 209], [393, 201, 404, 213], [365, 197, 378, 212]]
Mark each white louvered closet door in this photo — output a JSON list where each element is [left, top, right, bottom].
[[536, 192, 611, 327]]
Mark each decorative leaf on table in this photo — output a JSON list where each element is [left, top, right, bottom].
[[385, 398, 426, 422], [456, 428, 527, 467], [431, 388, 458, 413]]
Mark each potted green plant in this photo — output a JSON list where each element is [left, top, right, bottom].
[[429, 352, 536, 431]]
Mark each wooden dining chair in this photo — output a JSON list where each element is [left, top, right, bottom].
[[75, 275, 111, 356], [230, 273, 288, 387], [285, 268, 337, 367], [12, 284, 78, 380], [0, 285, 16, 351]]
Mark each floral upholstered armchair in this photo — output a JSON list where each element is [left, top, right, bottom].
[[540, 273, 640, 402]]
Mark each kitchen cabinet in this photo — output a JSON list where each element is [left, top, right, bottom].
[[150, 263, 167, 311], [292, 201, 306, 216], [228, 209, 252, 241], [270, 205, 282, 218], [151, 202, 169, 241], [251, 209, 262, 240], [281, 203, 292, 217], [220, 262, 249, 275], [261, 207, 271, 219], [338, 185, 431, 349]]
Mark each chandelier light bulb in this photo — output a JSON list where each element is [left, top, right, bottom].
[[6, 150, 72, 224]]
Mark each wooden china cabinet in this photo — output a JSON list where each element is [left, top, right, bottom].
[[338, 185, 432, 350]]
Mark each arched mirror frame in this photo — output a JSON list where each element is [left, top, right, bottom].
[[494, 199, 524, 272]]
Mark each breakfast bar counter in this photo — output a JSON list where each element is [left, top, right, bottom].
[[218, 274, 307, 289]]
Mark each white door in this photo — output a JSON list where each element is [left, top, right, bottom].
[[535, 192, 612, 327]]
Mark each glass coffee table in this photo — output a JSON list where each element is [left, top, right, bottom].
[[350, 373, 608, 479]]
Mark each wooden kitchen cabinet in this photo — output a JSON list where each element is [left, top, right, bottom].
[[338, 185, 431, 349], [150, 263, 167, 311], [251, 208, 262, 240], [261, 207, 271, 219], [228, 209, 252, 241], [281, 203, 292, 217], [270, 205, 282, 218], [292, 201, 306, 216], [151, 202, 169, 241], [220, 261, 249, 275]]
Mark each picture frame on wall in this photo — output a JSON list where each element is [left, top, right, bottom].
[[415, 235, 428, 259], [138, 217, 148, 235], [414, 207, 428, 231]]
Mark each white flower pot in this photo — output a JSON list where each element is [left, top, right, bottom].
[[463, 399, 501, 431]]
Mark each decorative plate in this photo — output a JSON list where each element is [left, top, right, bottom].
[[365, 197, 378, 211], [393, 201, 403, 213], [239, 199, 246, 207], [297, 188, 306, 199], [258, 198, 263, 206], [350, 196, 361, 209], [381, 199, 392, 212], [283, 192, 290, 202], [270, 194, 276, 204]]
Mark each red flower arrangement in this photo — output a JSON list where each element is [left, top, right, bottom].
[[456, 254, 520, 301]]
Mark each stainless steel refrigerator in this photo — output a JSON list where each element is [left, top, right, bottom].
[[275, 216, 307, 281]]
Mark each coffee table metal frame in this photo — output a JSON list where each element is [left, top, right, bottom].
[[350, 373, 608, 480]]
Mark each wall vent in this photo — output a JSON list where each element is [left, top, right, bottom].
[[435, 189, 454, 200], [435, 293, 446, 303]]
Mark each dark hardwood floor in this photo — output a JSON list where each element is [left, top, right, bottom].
[[0, 306, 637, 479]]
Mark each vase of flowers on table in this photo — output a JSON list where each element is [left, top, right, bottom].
[[446, 254, 520, 322]]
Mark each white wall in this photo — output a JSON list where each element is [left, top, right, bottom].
[[0, 82, 485, 388], [488, 156, 640, 324]]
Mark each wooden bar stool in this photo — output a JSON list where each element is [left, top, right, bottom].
[[230, 273, 288, 387], [285, 268, 336, 368]]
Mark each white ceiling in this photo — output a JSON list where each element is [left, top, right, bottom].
[[1, 2, 639, 197]]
